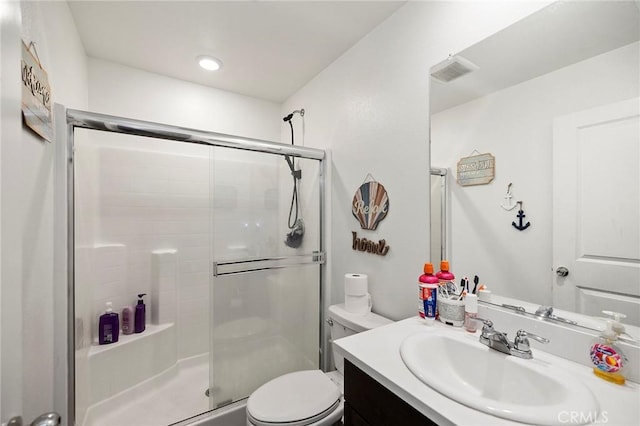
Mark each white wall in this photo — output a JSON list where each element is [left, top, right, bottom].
[[432, 41, 639, 305], [1, 2, 24, 421], [88, 58, 281, 140], [283, 0, 550, 322], [21, 0, 88, 422], [0, 1, 88, 423]]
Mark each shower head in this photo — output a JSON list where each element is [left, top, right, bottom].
[[282, 108, 305, 122], [284, 218, 305, 248]]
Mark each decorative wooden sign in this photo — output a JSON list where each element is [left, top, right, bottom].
[[351, 231, 390, 256], [21, 41, 52, 142], [457, 153, 495, 186], [352, 178, 389, 230]]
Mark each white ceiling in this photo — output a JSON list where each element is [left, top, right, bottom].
[[430, 1, 640, 113], [68, 0, 406, 103]]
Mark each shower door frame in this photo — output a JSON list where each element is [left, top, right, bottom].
[[54, 105, 328, 426]]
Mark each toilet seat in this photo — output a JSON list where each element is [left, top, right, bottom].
[[247, 370, 342, 426]]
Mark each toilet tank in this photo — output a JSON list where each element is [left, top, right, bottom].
[[328, 304, 392, 374]]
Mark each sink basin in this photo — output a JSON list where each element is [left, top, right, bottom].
[[400, 331, 599, 425]]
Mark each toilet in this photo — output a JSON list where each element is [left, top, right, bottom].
[[246, 303, 392, 426]]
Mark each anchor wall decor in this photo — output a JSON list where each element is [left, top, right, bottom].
[[512, 201, 531, 231]]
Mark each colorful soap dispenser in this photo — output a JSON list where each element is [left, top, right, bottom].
[[134, 293, 147, 333], [590, 311, 628, 385], [98, 301, 119, 345]]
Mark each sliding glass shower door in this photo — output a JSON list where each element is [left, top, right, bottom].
[[73, 129, 215, 426], [66, 110, 325, 426], [209, 150, 322, 409]]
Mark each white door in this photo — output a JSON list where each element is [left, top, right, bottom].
[[553, 98, 640, 325]]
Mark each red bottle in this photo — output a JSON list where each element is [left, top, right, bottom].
[[436, 260, 455, 285], [419, 263, 439, 320]]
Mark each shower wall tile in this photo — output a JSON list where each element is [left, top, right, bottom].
[[151, 249, 178, 325], [91, 244, 128, 341], [180, 271, 209, 288], [91, 145, 213, 360]]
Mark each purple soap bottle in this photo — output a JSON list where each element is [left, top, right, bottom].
[[134, 293, 146, 333], [99, 302, 119, 345]]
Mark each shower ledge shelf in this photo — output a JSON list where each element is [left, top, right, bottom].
[[89, 323, 174, 357]]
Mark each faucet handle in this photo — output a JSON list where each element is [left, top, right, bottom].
[[471, 317, 495, 343], [535, 305, 553, 317], [514, 330, 549, 353], [471, 317, 493, 328]]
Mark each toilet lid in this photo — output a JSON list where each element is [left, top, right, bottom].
[[247, 370, 341, 424]]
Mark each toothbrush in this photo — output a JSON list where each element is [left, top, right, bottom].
[[472, 275, 479, 294]]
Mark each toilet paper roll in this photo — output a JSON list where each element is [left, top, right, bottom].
[[344, 273, 368, 296], [345, 293, 372, 315]]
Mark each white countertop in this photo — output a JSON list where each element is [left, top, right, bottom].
[[333, 316, 640, 426]]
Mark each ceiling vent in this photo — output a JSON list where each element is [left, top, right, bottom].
[[430, 55, 479, 83]]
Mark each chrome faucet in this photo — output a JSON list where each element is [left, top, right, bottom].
[[535, 305, 577, 325], [474, 318, 549, 359]]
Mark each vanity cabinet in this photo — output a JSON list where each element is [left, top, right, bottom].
[[344, 359, 437, 426]]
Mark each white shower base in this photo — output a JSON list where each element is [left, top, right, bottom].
[[83, 335, 315, 426], [85, 354, 210, 426]]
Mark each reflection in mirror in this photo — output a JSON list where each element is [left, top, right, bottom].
[[430, 168, 447, 269], [430, 1, 640, 330]]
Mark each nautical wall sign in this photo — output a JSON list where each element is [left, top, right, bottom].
[[352, 177, 389, 230], [457, 152, 495, 186], [21, 41, 52, 142], [352, 231, 390, 256]]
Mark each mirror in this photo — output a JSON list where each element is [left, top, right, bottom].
[[430, 1, 640, 330]]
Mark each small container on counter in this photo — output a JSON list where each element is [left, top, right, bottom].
[[437, 297, 465, 327], [464, 293, 478, 332]]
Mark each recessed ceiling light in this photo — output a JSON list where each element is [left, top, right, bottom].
[[197, 55, 222, 71]]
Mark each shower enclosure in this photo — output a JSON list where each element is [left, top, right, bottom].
[[57, 108, 327, 426]]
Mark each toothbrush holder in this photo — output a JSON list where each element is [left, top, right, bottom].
[[437, 298, 465, 327]]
